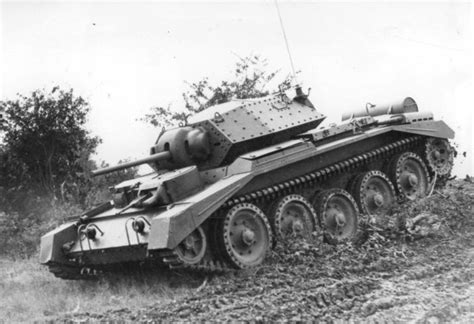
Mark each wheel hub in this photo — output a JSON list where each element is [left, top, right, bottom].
[[373, 193, 384, 207], [408, 173, 418, 187], [241, 228, 256, 246], [184, 235, 195, 250], [432, 150, 441, 160], [328, 208, 346, 227], [292, 219, 304, 233]]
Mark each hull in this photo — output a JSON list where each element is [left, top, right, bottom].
[[40, 113, 454, 277]]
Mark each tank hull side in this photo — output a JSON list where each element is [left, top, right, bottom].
[[235, 132, 407, 196], [227, 120, 453, 198]]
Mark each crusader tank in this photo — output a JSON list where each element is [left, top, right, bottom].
[[40, 87, 455, 279]]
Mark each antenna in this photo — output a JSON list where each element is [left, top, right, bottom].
[[274, 0, 298, 86]]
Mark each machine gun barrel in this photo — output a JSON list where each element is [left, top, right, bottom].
[[91, 151, 171, 177]]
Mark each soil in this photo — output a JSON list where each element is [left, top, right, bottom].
[[62, 179, 474, 322]]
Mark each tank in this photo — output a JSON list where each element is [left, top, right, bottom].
[[40, 87, 455, 279]]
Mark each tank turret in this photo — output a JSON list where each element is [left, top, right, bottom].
[[92, 89, 326, 176]]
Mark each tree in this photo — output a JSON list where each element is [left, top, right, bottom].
[[142, 55, 293, 128], [0, 87, 140, 257], [0, 87, 100, 202]]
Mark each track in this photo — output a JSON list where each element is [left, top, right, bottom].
[[157, 136, 423, 270]]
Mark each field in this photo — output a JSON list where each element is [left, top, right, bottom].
[[1, 179, 473, 322], [0, 259, 204, 322]]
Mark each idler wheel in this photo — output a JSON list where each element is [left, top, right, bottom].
[[313, 189, 359, 244], [175, 226, 207, 265], [217, 203, 272, 269], [388, 152, 429, 200], [271, 194, 318, 242], [425, 138, 454, 175], [350, 170, 396, 217]]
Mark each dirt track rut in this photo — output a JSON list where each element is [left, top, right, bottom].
[[63, 179, 474, 322]]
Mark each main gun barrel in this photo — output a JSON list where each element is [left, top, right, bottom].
[[92, 151, 171, 177]]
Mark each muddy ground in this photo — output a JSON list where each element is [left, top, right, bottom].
[[63, 179, 473, 322]]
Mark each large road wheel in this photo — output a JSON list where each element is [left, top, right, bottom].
[[350, 170, 396, 217], [388, 152, 429, 200], [175, 226, 207, 265], [217, 203, 272, 269], [313, 189, 359, 244], [271, 194, 318, 242], [425, 138, 454, 176]]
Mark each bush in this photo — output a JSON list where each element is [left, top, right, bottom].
[[0, 87, 137, 258]]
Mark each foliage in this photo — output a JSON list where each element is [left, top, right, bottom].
[[0, 87, 136, 257], [0, 87, 100, 199], [0, 200, 83, 258], [81, 160, 138, 207], [141, 55, 292, 128]]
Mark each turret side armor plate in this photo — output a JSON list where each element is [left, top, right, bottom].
[[188, 95, 325, 169]]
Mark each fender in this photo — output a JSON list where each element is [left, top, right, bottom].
[[392, 120, 454, 139], [147, 172, 253, 250]]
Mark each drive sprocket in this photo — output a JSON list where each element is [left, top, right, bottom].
[[425, 138, 454, 176]]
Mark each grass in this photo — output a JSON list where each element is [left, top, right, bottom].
[[0, 257, 205, 323], [2, 180, 471, 322]]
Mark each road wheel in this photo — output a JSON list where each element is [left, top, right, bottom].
[[313, 189, 359, 244], [271, 194, 318, 242], [388, 152, 429, 200], [175, 226, 207, 265], [217, 203, 272, 269], [350, 170, 396, 217]]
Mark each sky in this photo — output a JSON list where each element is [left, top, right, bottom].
[[1, 1, 472, 176]]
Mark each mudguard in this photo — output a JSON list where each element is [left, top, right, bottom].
[[39, 222, 77, 264], [392, 120, 454, 139], [147, 172, 253, 250]]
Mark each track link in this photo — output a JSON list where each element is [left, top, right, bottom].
[[156, 249, 232, 272]]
